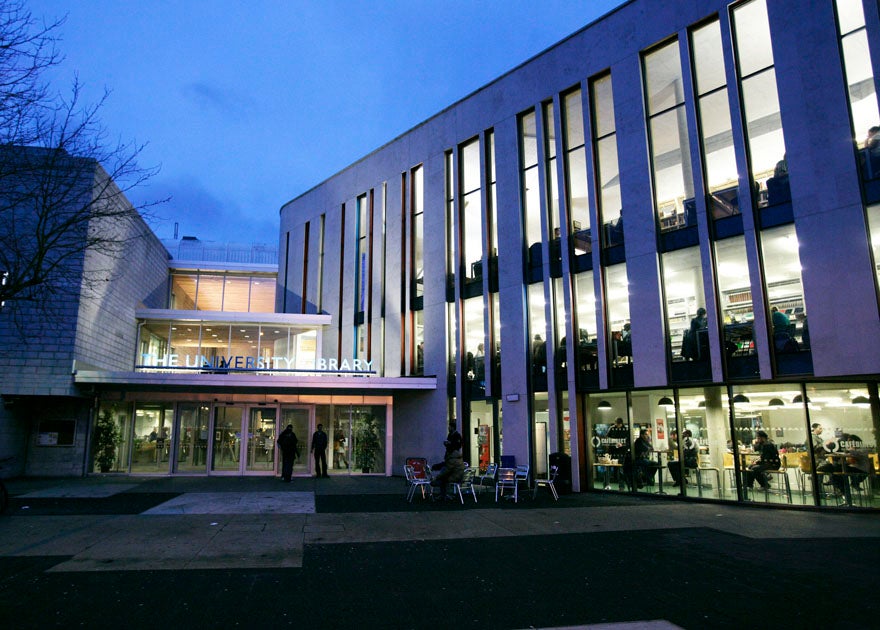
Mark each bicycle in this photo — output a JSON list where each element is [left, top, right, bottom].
[[0, 456, 14, 514]]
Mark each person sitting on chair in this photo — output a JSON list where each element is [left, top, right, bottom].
[[745, 430, 781, 491], [431, 422, 464, 500]]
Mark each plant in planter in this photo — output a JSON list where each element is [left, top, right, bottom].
[[354, 415, 380, 473], [93, 407, 120, 473]]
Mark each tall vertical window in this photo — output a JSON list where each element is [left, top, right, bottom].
[[521, 111, 542, 273], [644, 39, 696, 234], [316, 214, 325, 313], [662, 246, 710, 373], [411, 165, 424, 301], [691, 19, 740, 220], [445, 151, 456, 295], [591, 75, 623, 251], [605, 263, 632, 379], [463, 295, 486, 393], [528, 282, 548, 391], [759, 224, 811, 375], [461, 139, 484, 286], [355, 193, 371, 358], [714, 237, 756, 377], [573, 272, 599, 387], [543, 102, 561, 271], [563, 87, 592, 260], [551, 276, 567, 390], [487, 131, 499, 289], [409, 166, 425, 375], [301, 222, 310, 313], [836, 0, 880, 179], [732, 0, 789, 208]]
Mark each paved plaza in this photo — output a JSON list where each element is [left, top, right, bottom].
[[0, 475, 878, 629]]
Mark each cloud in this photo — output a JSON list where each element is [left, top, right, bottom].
[[131, 175, 278, 246], [181, 82, 253, 117]]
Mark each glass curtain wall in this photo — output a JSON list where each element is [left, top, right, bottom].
[[804, 383, 877, 508], [691, 18, 740, 222], [732, 0, 790, 209], [591, 74, 623, 254], [563, 88, 591, 260], [644, 39, 696, 234], [170, 272, 276, 313]]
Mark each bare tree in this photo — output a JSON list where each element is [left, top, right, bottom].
[[0, 0, 162, 322]]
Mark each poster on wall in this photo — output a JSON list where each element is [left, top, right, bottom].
[[656, 418, 665, 440]]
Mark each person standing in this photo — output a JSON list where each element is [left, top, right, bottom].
[[311, 423, 329, 478], [277, 424, 298, 482]]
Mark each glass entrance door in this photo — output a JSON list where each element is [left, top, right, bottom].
[[211, 406, 243, 472], [280, 406, 311, 476], [245, 407, 277, 473], [175, 403, 210, 473]]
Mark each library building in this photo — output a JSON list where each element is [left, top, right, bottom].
[[2, 0, 879, 511]]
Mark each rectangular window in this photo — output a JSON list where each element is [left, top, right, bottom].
[[759, 224, 811, 375], [714, 236, 756, 377], [564, 88, 592, 259], [521, 111, 543, 273], [644, 39, 696, 233], [662, 246, 710, 378], [732, 0, 789, 209], [461, 138, 484, 285], [691, 19, 740, 220], [411, 165, 424, 300], [590, 75, 623, 251]]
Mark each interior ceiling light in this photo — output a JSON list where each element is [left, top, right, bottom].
[[852, 395, 871, 407], [732, 394, 750, 404], [597, 400, 612, 410], [658, 396, 674, 408], [768, 398, 785, 407]]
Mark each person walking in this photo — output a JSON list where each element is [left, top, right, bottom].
[[277, 424, 298, 482], [311, 423, 329, 478]]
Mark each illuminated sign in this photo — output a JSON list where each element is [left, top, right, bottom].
[[137, 354, 374, 373]]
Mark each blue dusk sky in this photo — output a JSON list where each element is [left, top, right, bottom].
[[28, 0, 626, 246]]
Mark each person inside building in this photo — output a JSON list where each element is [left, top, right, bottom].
[[431, 422, 464, 501], [744, 430, 781, 491], [668, 429, 698, 488], [605, 417, 630, 489], [311, 423, 329, 478], [682, 308, 708, 361], [816, 433, 870, 499], [633, 427, 658, 489], [277, 424, 298, 482]]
